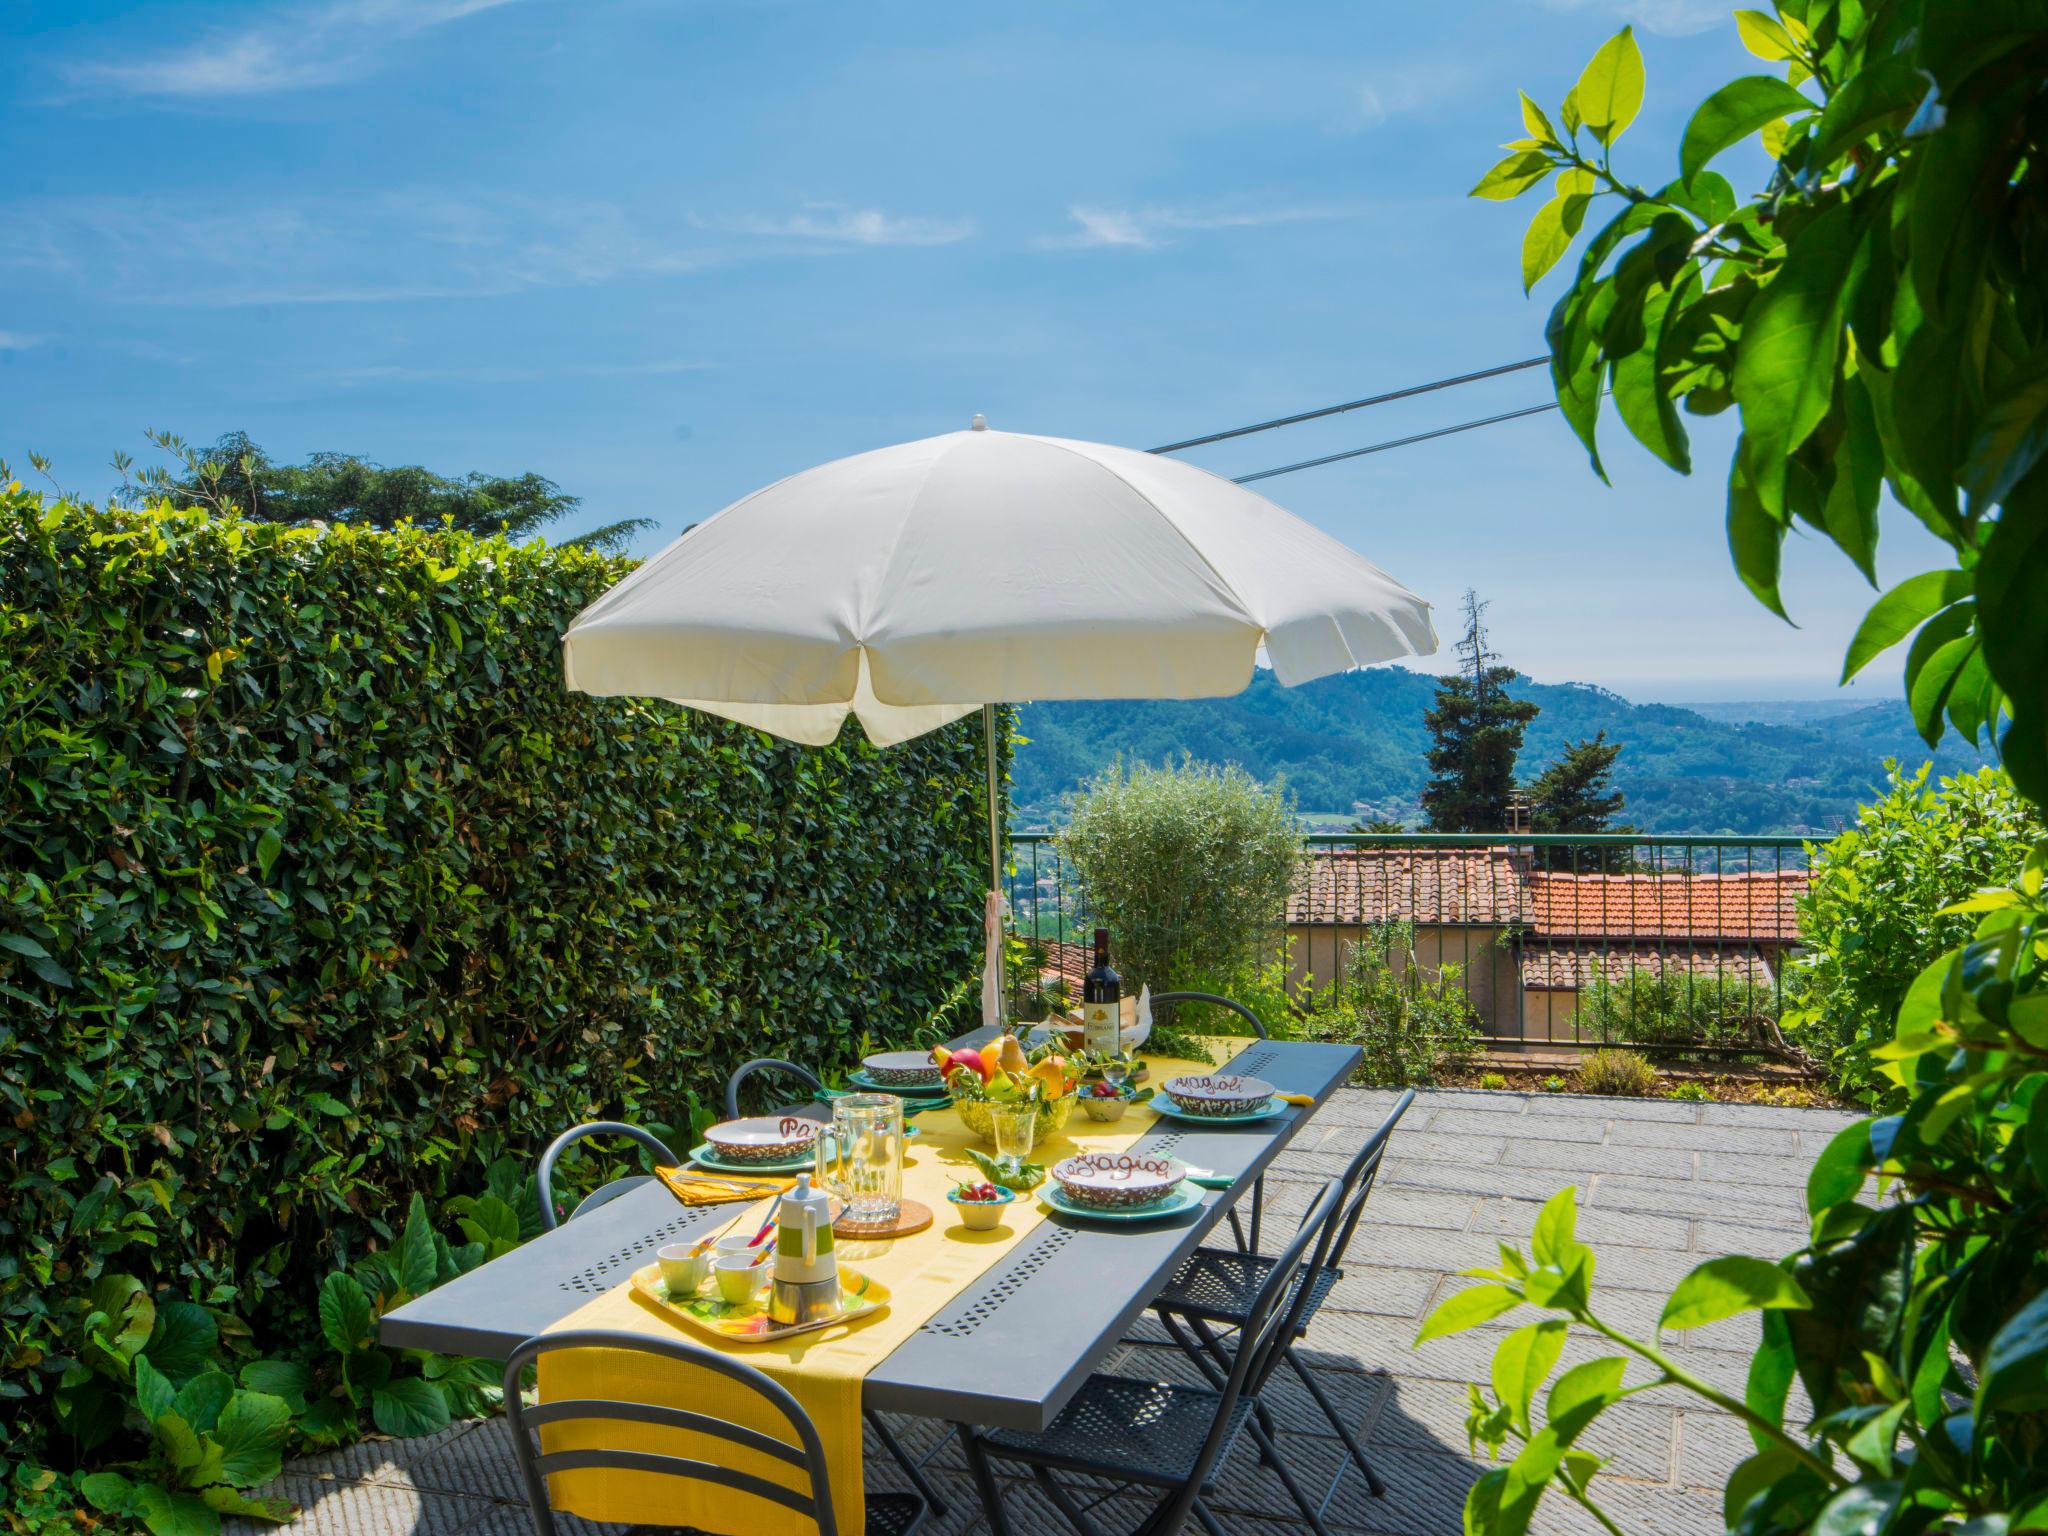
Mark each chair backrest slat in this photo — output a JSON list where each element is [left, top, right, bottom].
[[530, 1448, 820, 1519], [520, 1397, 809, 1469], [1146, 991, 1270, 1040], [536, 1123, 679, 1234], [1327, 1089, 1415, 1260], [1160, 1177, 1343, 1531], [504, 1330, 839, 1536], [725, 1057, 828, 1119]]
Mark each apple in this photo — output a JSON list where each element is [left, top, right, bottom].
[[948, 1048, 992, 1083]]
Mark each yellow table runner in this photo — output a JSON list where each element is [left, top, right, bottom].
[[536, 1035, 1255, 1536]]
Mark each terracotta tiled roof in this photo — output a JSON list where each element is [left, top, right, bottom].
[[1034, 939, 1092, 993], [1526, 871, 1806, 944], [1288, 850, 1531, 927], [1518, 943, 1777, 992]]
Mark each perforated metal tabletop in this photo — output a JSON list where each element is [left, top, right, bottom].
[[379, 1037, 1361, 1430]]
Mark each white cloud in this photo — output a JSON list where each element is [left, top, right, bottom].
[[60, 0, 526, 98], [712, 204, 975, 247], [0, 331, 43, 350], [1346, 59, 1483, 131], [1539, 0, 1727, 37], [1, 191, 975, 307], [1037, 202, 1355, 251]]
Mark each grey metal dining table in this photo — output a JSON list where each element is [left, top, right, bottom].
[[380, 1034, 1361, 1433]]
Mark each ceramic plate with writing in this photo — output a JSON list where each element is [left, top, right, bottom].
[[1038, 1182, 1205, 1224], [1145, 1097, 1289, 1126]]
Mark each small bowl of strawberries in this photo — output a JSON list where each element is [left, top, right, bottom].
[[1080, 1081, 1131, 1122], [947, 1180, 1018, 1231]]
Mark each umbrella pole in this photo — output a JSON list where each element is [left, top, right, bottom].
[[983, 702, 1006, 1030]]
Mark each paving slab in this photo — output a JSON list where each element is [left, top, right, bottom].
[[242, 1085, 1844, 1535]]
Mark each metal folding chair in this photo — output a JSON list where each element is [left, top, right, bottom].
[[724, 1056, 827, 1119], [503, 1329, 927, 1536], [535, 1122, 679, 1232], [958, 1178, 1346, 1536], [1150, 1089, 1415, 1511]]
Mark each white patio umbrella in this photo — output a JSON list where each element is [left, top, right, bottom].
[[561, 417, 1437, 1025]]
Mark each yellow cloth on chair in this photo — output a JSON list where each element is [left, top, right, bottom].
[[537, 1036, 1255, 1536]]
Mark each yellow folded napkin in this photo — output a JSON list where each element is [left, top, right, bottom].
[[1276, 1092, 1316, 1107], [656, 1165, 797, 1207]]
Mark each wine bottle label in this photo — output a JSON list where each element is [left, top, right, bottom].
[[1083, 1001, 1118, 1056]]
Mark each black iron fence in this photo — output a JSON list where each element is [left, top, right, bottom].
[[1007, 831, 1814, 1061]]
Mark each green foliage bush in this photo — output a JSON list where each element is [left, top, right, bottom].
[[1575, 1048, 1657, 1097], [1784, 763, 2041, 1100], [1055, 757, 1302, 994], [1308, 921, 1482, 1087], [0, 489, 993, 1470], [1577, 961, 1781, 1055]]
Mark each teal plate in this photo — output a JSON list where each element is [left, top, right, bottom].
[[846, 1071, 950, 1097], [1039, 1181, 1206, 1224], [1146, 1097, 1291, 1127]]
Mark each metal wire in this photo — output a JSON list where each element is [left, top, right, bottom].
[[1229, 401, 1562, 485], [1146, 357, 1549, 454]]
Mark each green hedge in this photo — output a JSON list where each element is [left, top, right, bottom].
[[0, 489, 996, 1455]]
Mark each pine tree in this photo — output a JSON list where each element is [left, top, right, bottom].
[[1525, 731, 1631, 870], [1419, 592, 1539, 832]]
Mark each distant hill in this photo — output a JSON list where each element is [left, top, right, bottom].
[[1012, 668, 1997, 835]]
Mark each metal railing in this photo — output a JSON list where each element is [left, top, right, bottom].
[[1006, 831, 1813, 1062]]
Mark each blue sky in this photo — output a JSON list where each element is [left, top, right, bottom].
[[2, 0, 1948, 702]]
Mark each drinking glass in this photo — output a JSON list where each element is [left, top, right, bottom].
[[1102, 1056, 1133, 1095], [815, 1092, 903, 1226], [987, 1102, 1038, 1175]]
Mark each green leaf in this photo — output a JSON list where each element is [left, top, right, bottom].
[[1529, 1186, 1579, 1270], [1661, 1256, 1811, 1331], [1979, 1288, 2048, 1413], [318, 1271, 373, 1355], [1471, 150, 1554, 201], [1613, 270, 1694, 472], [153, 1411, 210, 1479], [1522, 192, 1592, 293], [1820, 371, 1881, 583], [237, 1360, 312, 1413], [1812, 1481, 1902, 1536], [1519, 92, 1557, 147], [392, 1193, 439, 1299], [1496, 1426, 1563, 1535], [1734, 9, 1799, 61], [1417, 1284, 1524, 1344], [1679, 76, 1813, 183], [1724, 1448, 1801, 1527], [0, 932, 52, 959], [1809, 55, 1931, 167], [371, 1377, 453, 1439], [1806, 1119, 1871, 1214], [1732, 199, 1864, 517], [80, 1471, 143, 1519], [146, 1301, 219, 1386], [1745, 1309, 1797, 1451], [135, 1355, 178, 1425], [1903, 601, 1976, 746], [1545, 1356, 1628, 1441], [1572, 28, 1644, 145], [1962, 346, 2048, 513], [254, 826, 283, 881], [201, 1486, 298, 1524], [2027, 1083, 2048, 1192], [1726, 445, 1789, 619], [213, 1391, 293, 1487], [1844, 1398, 1909, 1476], [1491, 1320, 1569, 1435], [175, 1371, 236, 1436], [133, 1485, 221, 1536]]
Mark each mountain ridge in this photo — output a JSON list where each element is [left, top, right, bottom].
[[1011, 666, 1995, 835]]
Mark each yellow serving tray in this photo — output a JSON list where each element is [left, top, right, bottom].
[[629, 1263, 891, 1342]]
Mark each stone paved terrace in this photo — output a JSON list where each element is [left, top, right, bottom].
[[233, 1087, 1857, 1536]]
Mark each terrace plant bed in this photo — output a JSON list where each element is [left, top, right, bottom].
[[1436, 1060, 1842, 1108]]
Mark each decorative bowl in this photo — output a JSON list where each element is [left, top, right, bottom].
[[1049, 1152, 1183, 1210], [861, 1050, 944, 1088], [702, 1115, 822, 1165], [1161, 1074, 1276, 1118], [946, 1186, 1018, 1231], [955, 1091, 1076, 1147], [1079, 1095, 1128, 1122]]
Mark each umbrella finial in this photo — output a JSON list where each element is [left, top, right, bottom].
[[969, 413, 988, 432]]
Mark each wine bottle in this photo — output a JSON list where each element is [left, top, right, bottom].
[[1082, 928, 1120, 1058]]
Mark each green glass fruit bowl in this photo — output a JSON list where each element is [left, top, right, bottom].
[[953, 1091, 1077, 1147]]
